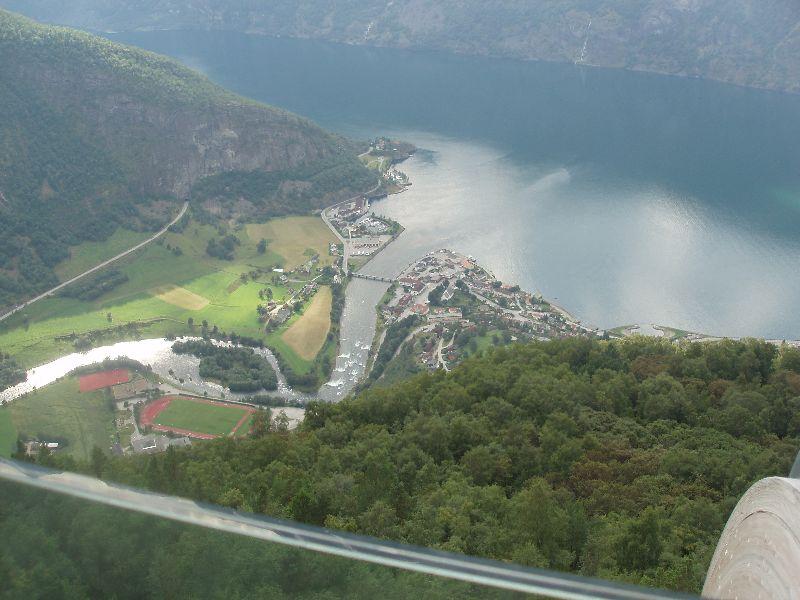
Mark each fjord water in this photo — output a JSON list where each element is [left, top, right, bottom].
[[116, 31, 800, 339]]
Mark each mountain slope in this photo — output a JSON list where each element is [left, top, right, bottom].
[[0, 10, 371, 308], [25, 337, 800, 593], [3, 0, 799, 94]]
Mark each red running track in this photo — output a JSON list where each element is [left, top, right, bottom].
[[139, 395, 255, 440], [79, 369, 130, 392]]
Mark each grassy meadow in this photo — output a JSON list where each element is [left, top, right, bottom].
[[246, 216, 336, 270], [4, 376, 115, 461], [55, 228, 152, 280], [263, 287, 338, 390], [0, 217, 334, 368], [281, 286, 332, 361]]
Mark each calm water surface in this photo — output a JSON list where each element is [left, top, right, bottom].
[[115, 31, 800, 340]]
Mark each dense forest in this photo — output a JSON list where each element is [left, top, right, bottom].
[[368, 315, 422, 383], [192, 155, 377, 223], [8, 0, 799, 94], [22, 337, 800, 593], [0, 353, 26, 391], [0, 9, 372, 309], [172, 340, 277, 392], [0, 483, 519, 599]]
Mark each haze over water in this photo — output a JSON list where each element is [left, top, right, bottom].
[[116, 31, 800, 339]]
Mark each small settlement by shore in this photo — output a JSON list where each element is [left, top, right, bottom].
[[372, 249, 599, 375], [322, 138, 413, 273]]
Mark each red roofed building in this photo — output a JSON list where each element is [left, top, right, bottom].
[[411, 303, 430, 316]]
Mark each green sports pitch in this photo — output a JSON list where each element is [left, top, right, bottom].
[[144, 396, 253, 438]]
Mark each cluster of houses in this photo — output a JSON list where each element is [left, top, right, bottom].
[[258, 279, 321, 329], [131, 434, 191, 455], [325, 197, 398, 263], [349, 216, 391, 237], [22, 439, 61, 456], [327, 197, 370, 232], [377, 249, 597, 373]]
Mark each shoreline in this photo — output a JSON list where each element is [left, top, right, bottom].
[[327, 147, 800, 385]]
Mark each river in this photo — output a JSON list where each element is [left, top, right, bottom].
[[0, 338, 311, 405]]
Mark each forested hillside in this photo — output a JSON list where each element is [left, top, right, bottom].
[[23, 337, 800, 593], [5, 0, 799, 94], [0, 9, 371, 308]]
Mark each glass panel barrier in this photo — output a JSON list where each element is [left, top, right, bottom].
[[0, 459, 693, 600]]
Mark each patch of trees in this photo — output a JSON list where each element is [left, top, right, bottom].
[[191, 153, 376, 223], [427, 282, 446, 307], [39, 337, 800, 595], [205, 234, 240, 260], [274, 354, 318, 392], [368, 315, 421, 382], [68, 358, 151, 378], [60, 269, 129, 301], [0, 351, 26, 391], [0, 63, 176, 309], [172, 340, 276, 392], [246, 395, 304, 409]]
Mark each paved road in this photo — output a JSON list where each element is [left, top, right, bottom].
[[0, 202, 189, 323]]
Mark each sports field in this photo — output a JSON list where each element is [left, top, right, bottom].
[[141, 396, 254, 439], [246, 216, 336, 269], [282, 286, 332, 360], [79, 369, 130, 392]]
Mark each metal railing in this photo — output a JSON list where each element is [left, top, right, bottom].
[[0, 458, 693, 600]]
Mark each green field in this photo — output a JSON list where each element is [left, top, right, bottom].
[[55, 228, 152, 280], [0, 218, 320, 367], [282, 286, 332, 360], [154, 398, 250, 436], [266, 305, 318, 375], [4, 376, 115, 461], [0, 408, 17, 457], [360, 153, 391, 172], [246, 216, 336, 269]]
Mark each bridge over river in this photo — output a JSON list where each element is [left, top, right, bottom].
[[350, 273, 394, 284]]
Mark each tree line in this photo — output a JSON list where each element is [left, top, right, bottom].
[[20, 336, 800, 593]]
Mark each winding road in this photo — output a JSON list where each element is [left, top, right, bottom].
[[0, 201, 189, 324]]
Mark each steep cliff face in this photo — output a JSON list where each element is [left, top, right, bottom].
[[6, 0, 798, 94], [0, 10, 345, 199], [0, 9, 369, 307]]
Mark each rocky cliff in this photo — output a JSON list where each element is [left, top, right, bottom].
[[0, 9, 348, 199]]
